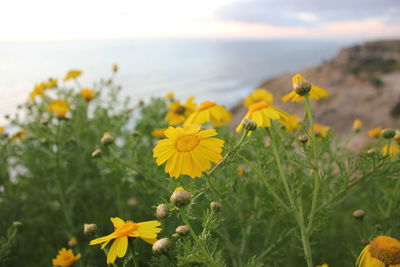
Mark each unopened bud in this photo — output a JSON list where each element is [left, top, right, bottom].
[[112, 64, 118, 73], [170, 187, 191, 207], [91, 148, 102, 158], [12, 221, 23, 227], [243, 119, 257, 131], [367, 148, 376, 155], [210, 201, 222, 212], [155, 204, 169, 219], [84, 223, 97, 236], [381, 128, 396, 139], [294, 81, 312, 96], [152, 238, 172, 255], [298, 134, 309, 144], [175, 225, 190, 236], [101, 132, 114, 145], [68, 237, 78, 247], [352, 209, 365, 220]]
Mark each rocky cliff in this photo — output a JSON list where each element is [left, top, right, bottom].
[[231, 40, 400, 147]]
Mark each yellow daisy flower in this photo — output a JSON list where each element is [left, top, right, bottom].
[[44, 78, 58, 89], [0, 127, 5, 134], [81, 88, 95, 101], [317, 264, 329, 267], [165, 91, 174, 100], [236, 100, 289, 133], [282, 74, 328, 102], [153, 126, 224, 178], [90, 217, 161, 264], [183, 101, 231, 127], [368, 127, 382, 138], [353, 119, 363, 132], [382, 144, 399, 159], [52, 248, 81, 267], [243, 88, 274, 107], [281, 114, 300, 132], [63, 70, 82, 82], [151, 128, 168, 138], [165, 97, 196, 125], [29, 83, 46, 101], [356, 236, 400, 267], [48, 99, 70, 118], [312, 124, 329, 138]]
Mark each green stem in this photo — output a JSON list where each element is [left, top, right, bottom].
[[178, 208, 218, 267], [304, 95, 320, 232], [386, 139, 392, 157]]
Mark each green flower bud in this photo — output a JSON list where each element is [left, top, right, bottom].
[[210, 201, 222, 212], [352, 209, 365, 220], [294, 81, 312, 96], [381, 128, 396, 139], [170, 187, 191, 207], [243, 119, 257, 131]]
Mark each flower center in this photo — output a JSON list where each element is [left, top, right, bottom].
[[369, 236, 400, 265], [176, 135, 199, 152], [198, 101, 216, 111], [175, 106, 186, 115], [114, 221, 138, 237], [249, 101, 269, 112]]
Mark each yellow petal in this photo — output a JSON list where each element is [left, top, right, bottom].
[[111, 217, 125, 228]]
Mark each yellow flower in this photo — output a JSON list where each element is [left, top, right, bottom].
[[316, 264, 329, 267], [183, 101, 231, 127], [90, 217, 161, 264], [63, 70, 82, 82], [312, 124, 329, 138], [356, 236, 400, 267], [11, 130, 25, 141], [243, 88, 274, 107], [382, 144, 399, 159], [165, 97, 196, 125], [281, 114, 300, 132], [153, 126, 224, 178], [353, 119, 363, 132], [237, 166, 244, 177], [236, 100, 289, 133], [48, 99, 70, 118], [44, 78, 58, 89], [52, 248, 81, 267], [368, 127, 382, 138], [112, 64, 118, 73], [151, 128, 168, 138], [0, 127, 4, 134], [81, 88, 95, 101], [282, 74, 328, 102], [29, 83, 46, 101], [165, 91, 174, 100]]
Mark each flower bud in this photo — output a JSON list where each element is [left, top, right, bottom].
[[294, 81, 312, 96], [242, 119, 257, 131], [101, 132, 114, 145], [68, 237, 78, 247], [172, 233, 180, 239], [210, 201, 222, 212], [112, 64, 118, 73], [175, 225, 190, 236], [152, 238, 172, 255], [91, 148, 102, 158], [84, 223, 97, 236], [170, 187, 191, 207], [155, 204, 169, 219], [12, 221, 23, 227], [298, 134, 309, 144], [352, 209, 365, 220], [381, 128, 396, 139], [367, 148, 376, 155]]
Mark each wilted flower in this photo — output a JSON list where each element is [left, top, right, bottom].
[[52, 248, 81, 267], [90, 217, 161, 264], [165, 97, 196, 125], [356, 235, 400, 267], [153, 126, 224, 178], [63, 70, 82, 82], [243, 88, 274, 107], [183, 100, 231, 127], [282, 74, 328, 102]]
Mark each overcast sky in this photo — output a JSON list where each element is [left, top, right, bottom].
[[0, 0, 399, 41]]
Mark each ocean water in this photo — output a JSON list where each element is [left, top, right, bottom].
[[0, 38, 348, 124]]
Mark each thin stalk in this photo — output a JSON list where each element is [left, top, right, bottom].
[[178, 208, 218, 267], [386, 139, 392, 156], [304, 95, 320, 232]]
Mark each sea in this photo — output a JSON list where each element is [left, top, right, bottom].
[[0, 38, 351, 125]]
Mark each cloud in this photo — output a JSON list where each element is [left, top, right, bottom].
[[216, 0, 400, 27]]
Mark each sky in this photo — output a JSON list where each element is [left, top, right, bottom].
[[0, 0, 399, 41]]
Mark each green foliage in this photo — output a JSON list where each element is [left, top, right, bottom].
[[0, 71, 399, 267]]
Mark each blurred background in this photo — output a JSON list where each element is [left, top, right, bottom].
[[1, 0, 400, 125]]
